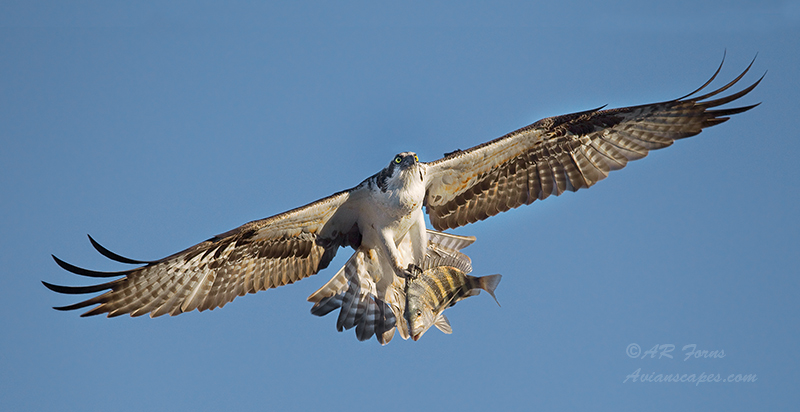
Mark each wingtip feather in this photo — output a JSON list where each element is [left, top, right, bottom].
[[88, 234, 153, 265], [51, 255, 131, 278]]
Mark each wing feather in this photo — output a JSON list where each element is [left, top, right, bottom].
[[547, 150, 567, 196], [44, 189, 362, 317], [425, 58, 762, 230]]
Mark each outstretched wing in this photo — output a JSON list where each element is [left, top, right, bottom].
[[43, 189, 363, 318], [424, 57, 762, 230]]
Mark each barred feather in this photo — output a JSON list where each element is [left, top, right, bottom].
[[425, 57, 762, 230]]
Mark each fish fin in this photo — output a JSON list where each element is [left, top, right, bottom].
[[434, 313, 453, 334], [479, 274, 502, 307], [394, 306, 410, 340]]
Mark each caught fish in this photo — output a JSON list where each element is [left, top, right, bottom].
[[404, 266, 501, 341]]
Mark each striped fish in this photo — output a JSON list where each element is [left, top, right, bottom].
[[404, 266, 501, 341]]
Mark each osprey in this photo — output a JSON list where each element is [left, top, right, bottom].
[[44, 57, 762, 342]]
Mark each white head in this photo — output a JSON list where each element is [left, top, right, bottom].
[[376, 151, 423, 191]]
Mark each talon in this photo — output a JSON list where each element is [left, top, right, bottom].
[[404, 263, 422, 279]]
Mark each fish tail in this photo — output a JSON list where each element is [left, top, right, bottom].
[[478, 274, 502, 307]]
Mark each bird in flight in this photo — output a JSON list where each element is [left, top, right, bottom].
[[44, 56, 762, 342]]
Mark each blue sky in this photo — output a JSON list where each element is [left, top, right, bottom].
[[2, 2, 799, 411]]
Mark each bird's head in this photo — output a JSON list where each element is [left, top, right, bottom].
[[388, 152, 419, 169], [376, 152, 424, 191]]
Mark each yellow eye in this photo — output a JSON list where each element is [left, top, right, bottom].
[[394, 156, 402, 164], [414, 155, 419, 162]]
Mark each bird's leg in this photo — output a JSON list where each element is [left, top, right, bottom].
[[404, 211, 427, 280], [373, 227, 419, 280]]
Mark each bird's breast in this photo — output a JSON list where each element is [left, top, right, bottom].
[[385, 180, 425, 216]]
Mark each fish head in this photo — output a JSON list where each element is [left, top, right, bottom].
[[404, 297, 436, 341]]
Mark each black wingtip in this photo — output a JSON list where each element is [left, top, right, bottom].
[[690, 54, 762, 104], [678, 52, 761, 104], [41, 279, 118, 295], [87, 234, 153, 265], [51, 301, 95, 313], [677, 53, 726, 100], [51, 254, 131, 278], [42, 280, 59, 293], [698, 70, 764, 111]]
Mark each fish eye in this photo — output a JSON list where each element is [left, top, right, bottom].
[[394, 156, 402, 164], [416, 309, 422, 317]]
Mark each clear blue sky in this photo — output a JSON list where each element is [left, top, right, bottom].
[[2, 2, 798, 411]]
